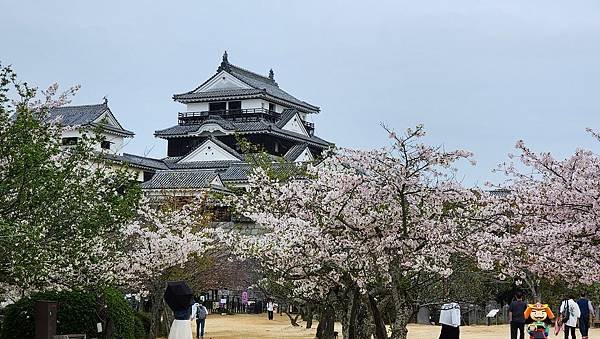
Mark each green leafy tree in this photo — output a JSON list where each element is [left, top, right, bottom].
[[0, 64, 140, 298]]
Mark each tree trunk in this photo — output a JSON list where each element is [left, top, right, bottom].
[[305, 304, 314, 329], [524, 275, 542, 302], [354, 298, 373, 339], [315, 303, 336, 339], [148, 281, 166, 339], [95, 291, 110, 339], [390, 302, 410, 339], [368, 295, 388, 339], [389, 283, 411, 339], [163, 305, 174, 336], [341, 287, 361, 339], [533, 278, 541, 302], [336, 287, 372, 339]]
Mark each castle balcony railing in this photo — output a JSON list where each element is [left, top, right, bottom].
[[178, 108, 279, 125]]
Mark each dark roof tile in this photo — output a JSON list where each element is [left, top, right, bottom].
[[283, 143, 309, 161], [46, 102, 134, 136], [173, 60, 319, 113], [275, 108, 298, 128], [103, 153, 168, 170], [141, 170, 221, 189], [155, 119, 332, 148]]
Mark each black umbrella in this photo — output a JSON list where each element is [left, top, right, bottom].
[[164, 281, 194, 313]]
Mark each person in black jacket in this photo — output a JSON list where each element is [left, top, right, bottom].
[[577, 292, 596, 339], [509, 292, 527, 339]]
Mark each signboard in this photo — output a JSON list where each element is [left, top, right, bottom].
[[486, 309, 499, 318], [242, 291, 248, 305]]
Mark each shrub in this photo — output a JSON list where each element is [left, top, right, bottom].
[[134, 312, 151, 338], [1, 289, 96, 339], [103, 287, 135, 339], [133, 316, 146, 339], [0, 288, 138, 339], [1, 296, 36, 339]]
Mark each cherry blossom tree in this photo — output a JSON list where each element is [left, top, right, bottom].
[[224, 125, 492, 339], [115, 196, 214, 339], [481, 132, 600, 299]]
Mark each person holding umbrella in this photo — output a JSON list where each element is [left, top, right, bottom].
[[164, 281, 194, 339]]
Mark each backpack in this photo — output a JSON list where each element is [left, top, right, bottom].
[[560, 300, 570, 324], [196, 305, 207, 320]]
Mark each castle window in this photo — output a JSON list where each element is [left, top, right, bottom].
[[62, 137, 78, 146], [100, 140, 111, 150], [143, 171, 154, 182], [268, 103, 276, 112], [209, 102, 226, 112], [228, 101, 241, 111]]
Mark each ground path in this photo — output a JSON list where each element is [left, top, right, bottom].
[[161, 313, 600, 338]]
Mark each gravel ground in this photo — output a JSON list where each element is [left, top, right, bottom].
[[159, 313, 600, 338]]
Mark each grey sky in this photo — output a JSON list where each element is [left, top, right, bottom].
[[2, 0, 599, 185]]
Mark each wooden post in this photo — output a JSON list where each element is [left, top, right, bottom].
[[35, 300, 57, 339]]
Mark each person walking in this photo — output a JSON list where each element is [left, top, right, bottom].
[[560, 295, 581, 339], [191, 301, 208, 339], [509, 291, 527, 339], [266, 299, 274, 320], [439, 302, 460, 339], [577, 292, 596, 339]]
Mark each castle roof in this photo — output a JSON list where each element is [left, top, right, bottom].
[[104, 153, 169, 171], [46, 100, 134, 137], [155, 118, 331, 148], [283, 143, 310, 162], [140, 169, 223, 190], [173, 52, 319, 113]]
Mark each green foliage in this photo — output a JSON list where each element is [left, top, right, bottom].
[[0, 294, 35, 339], [0, 289, 96, 339], [0, 288, 141, 339], [134, 312, 151, 339], [0, 64, 140, 293], [103, 287, 135, 339], [234, 134, 308, 181], [133, 316, 146, 339]]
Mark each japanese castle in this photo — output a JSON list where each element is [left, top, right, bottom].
[[48, 52, 332, 197]]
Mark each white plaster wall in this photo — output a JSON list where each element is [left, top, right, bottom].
[[282, 114, 308, 136], [61, 129, 82, 138], [87, 160, 144, 182], [242, 99, 267, 110], [132, 168, 144, 182], [180, 139, 239, 162], [60, 129, 126, 155], [186, 102, 210, 112], [274, 103, 288, 113], [186, 99, 290, 113], [101, 132, 125, 155], [295, 148, 314, 163]]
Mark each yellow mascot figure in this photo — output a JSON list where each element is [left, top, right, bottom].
[[524, 303, 555, 339]]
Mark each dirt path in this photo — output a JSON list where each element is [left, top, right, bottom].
[[166, 313, 600, 338]]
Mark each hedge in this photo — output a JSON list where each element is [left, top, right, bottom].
[[0, 288, 146, 339]]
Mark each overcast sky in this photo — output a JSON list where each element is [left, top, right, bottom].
[[2, 0, 599, 185]]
